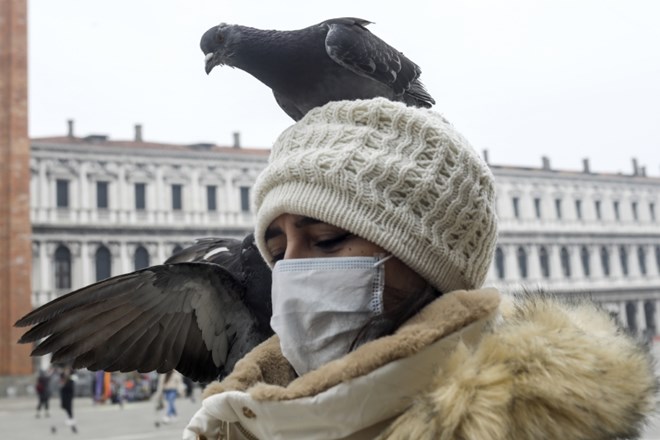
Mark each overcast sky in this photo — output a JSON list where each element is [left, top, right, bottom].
[[28, 0, 660, 175]]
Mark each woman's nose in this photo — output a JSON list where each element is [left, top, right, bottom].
[[283, 245, 303, 260]]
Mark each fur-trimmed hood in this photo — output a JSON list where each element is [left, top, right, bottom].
[[187, 289, 657, 440]]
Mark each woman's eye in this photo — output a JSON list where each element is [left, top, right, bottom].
[[270, 252, 285, 264], [315, 233, 352, 250]]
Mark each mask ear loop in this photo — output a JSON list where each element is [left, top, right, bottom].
[[370, 254, 393, 315], [373, 254, 394, 267]]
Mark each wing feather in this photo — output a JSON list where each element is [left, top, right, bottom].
[[15, 262, 266, 382]]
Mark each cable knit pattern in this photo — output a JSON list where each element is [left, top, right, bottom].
[[254, 98, 498, 293]]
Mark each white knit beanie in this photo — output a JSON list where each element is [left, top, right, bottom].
[[253, 98, 498, 294]]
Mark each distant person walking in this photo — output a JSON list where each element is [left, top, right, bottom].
[[52, 368, 77, 434], [183, 376, 195, 403], [35, 368, 52, 418], [154, 370, 184, 424]]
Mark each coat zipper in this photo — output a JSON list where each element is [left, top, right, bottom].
[[235, 422, 259, 440]]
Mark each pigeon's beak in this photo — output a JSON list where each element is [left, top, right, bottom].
[[204, 53, 219, 75]]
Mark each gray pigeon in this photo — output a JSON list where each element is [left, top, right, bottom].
[[200, 17, 435, 120], [15, 233, 272, 382]]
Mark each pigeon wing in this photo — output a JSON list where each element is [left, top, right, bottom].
[[324, 18, 419, 95], [166, 237, 241, 265], [324, 18, 434, 106], [15, 262, 264, 382]]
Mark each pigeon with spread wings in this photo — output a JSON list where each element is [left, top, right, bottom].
[[14, 234, 272, 382], [200, 17, 435, 121]]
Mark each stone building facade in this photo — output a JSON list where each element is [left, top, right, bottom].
[[30, 129, 268, 311], [486, 158, 660, 338]]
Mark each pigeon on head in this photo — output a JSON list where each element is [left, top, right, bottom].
[[200, 17, 435, 121]]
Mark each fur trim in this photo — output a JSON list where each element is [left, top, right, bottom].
[[377, 292, 658, 440], [202, 337, 296, 399]]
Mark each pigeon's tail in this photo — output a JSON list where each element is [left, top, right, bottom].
[[404, 80, 435, 108]]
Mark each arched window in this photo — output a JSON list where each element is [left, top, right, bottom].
[[517, 246, 528, 279], [638, 247, 647, 276], [619, 246, 629, 276], [538, 246, 550, 278], [580, 246, 590, 277], [644, 301, 656, 334], [626, 302, 637, 334], [134, 246, 150, 270], [560, 247, 571, 278], [54, 245, 72, 290], [600, 246, 610, 277], [95, 245, 112, 281], [495, 247, 505, 280]]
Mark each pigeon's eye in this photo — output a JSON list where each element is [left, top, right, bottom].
[[216, 33, 224, 43]]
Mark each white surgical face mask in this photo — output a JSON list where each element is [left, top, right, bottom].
[[270, 255, 391, 376]]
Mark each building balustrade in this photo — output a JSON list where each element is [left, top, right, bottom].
[[498, 218, 660, 235], [31, 206, 256, 229]]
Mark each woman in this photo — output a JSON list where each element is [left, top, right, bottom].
[[184, 98, 656, 439], [156, 370, 185, 423]]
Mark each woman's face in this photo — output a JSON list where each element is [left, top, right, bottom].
[[264, 214, 427, 310]]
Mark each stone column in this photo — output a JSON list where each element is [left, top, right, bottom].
[[124, 242, 135, 273], [81, 241, 91, 286], [609, 245, 623, 279], [527, 245, 541, 281], [117, 163, 126, 212], [627, 245, 641, 279], [225, 169, 237, 212], [0, 0, 32, 375], [68, 241, 83, 290], [550, 245, 563, 281], [590, 244, 604, 280], [155, 167, 165, 221], [108, 241, 122, 277], [502, 245, 517, 282], [190, 167, 200, 213], [78, 161, 88, 213], [637, 300, 647, 333]]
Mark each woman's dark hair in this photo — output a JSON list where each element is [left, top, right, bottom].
[[350, 284, 441, 350], [164, 370, 174, 382]]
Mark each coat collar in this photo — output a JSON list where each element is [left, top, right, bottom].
[[202, 289, 501, 440], [204, 288, 501, 400]]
